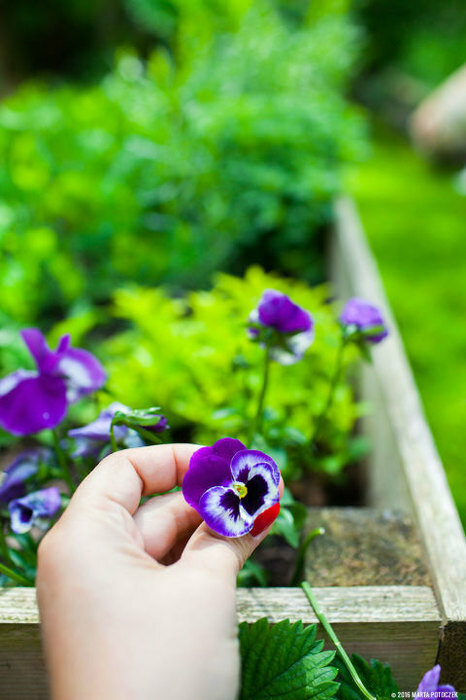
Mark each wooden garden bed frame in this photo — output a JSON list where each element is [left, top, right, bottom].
[[1, 198, 465, 697]]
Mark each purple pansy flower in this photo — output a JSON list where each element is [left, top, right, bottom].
[[8, 487, 61, 534], [248, 289, 314, 365], [182, 438, 280, 538], [0, 449, 52, 504], [0, 329, 106, 436], [340, 298, 388, 344], [68, 403, 168, 458], [415, 665, 456, 699]]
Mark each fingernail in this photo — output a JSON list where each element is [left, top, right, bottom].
[[251, 502, 281, 538]]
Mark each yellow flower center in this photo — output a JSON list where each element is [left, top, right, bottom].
[[233, 482, 248, 499]]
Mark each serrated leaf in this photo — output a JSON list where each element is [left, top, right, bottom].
[[334, 654, 399, 700], [239, 619, 339, 700]]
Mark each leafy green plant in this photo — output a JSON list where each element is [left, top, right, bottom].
[[0, 5, 365, 324], [239, 619, 339, 700], [334, 656, 399, 700], [103, 267, 366, 482]]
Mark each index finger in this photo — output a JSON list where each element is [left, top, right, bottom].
[[71, 444, 200, 515]]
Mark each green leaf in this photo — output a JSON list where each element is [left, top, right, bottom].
[[334, 654, 399, 700], [112, 407, 162, 428], [239, 618, 339, 700], [271, 503, 306, 548], [237, 559, 268, 588]]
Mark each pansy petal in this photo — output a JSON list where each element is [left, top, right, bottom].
[[9, 501, 34, 534], [0, 449, 45, 503], [8, 487, 61, 534], [270, 328, 314, 365], [257, 290, 313, 334], [68, 402, 129, 441], [199, 486, 254, 537], [340, 298, 388, 344], [56, 334, 71, 353], [31, 486, 62, 517], [21, 328, 60, 374], [416, 665, 442, 695], [211, 437, 246, 462], [0, 374, 67, 436], [230, 449, 280, 486], [57, 347, 106, 402], [242, 463, 280, 517], [0, 369, 35, 397], [147, 415, 168, 433], [182, 438, 246, 509]]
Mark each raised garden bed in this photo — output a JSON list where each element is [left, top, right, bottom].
[[0, 197, 465, 696]]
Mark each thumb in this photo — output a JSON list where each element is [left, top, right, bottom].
[[181, 495, 282, 582]]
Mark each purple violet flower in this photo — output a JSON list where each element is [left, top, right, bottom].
[[182, 438, 281, 538], [8, 486, 61, 534], [0, 449, 52, 504], [0, 328, 106, 436], [415, 665, 456, 699], [68, 403, 168, 458], [248, 289, 314, 365], [340, 298, 388, 344]]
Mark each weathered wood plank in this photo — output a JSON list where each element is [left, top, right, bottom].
[[0, 586, 440, 694], [0, 590, 47, 699], [331, 197, 466, 688]]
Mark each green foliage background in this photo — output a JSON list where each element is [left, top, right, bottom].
[[0, 4, 364, 324]]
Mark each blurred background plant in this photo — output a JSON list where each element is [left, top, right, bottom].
[[0, 2, 364, 325]]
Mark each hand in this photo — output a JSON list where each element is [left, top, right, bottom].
[[37, 444, 282, 700]]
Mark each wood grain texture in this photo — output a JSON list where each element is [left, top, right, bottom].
[[331, 197, 466, 689], [0, 586, 439, 695]]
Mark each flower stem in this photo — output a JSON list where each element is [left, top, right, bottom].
[[250, 346, 271, 442], [0, 562, 33, 587], [52, 428, 74, 493], [301, 582, 376, 700], [310, 333, 347, 447], [109, 423, 118, 452], [0, 523, 13, 566], [131, 426, 165, 445], [290, 527, 325, 586]]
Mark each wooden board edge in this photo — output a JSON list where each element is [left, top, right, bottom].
[[0, 584, 441, 627], [331, 196, 466, 627], [0, 585, 441, 691]]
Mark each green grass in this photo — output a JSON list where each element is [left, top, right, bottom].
[[347, 126, 466, 528]]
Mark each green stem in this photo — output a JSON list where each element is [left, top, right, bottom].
[[110, 423, 118, 452], [110, 423, 164, 452], [290, 527, 325, 586], [0, 562, 33, 587], [310, 335, 347, 447], [250, 346, 271, 443], [52, 428, 74, 493], [131, 425, 165, 445], [301, 582, 376, 700], [0, 524, 13, 566]]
